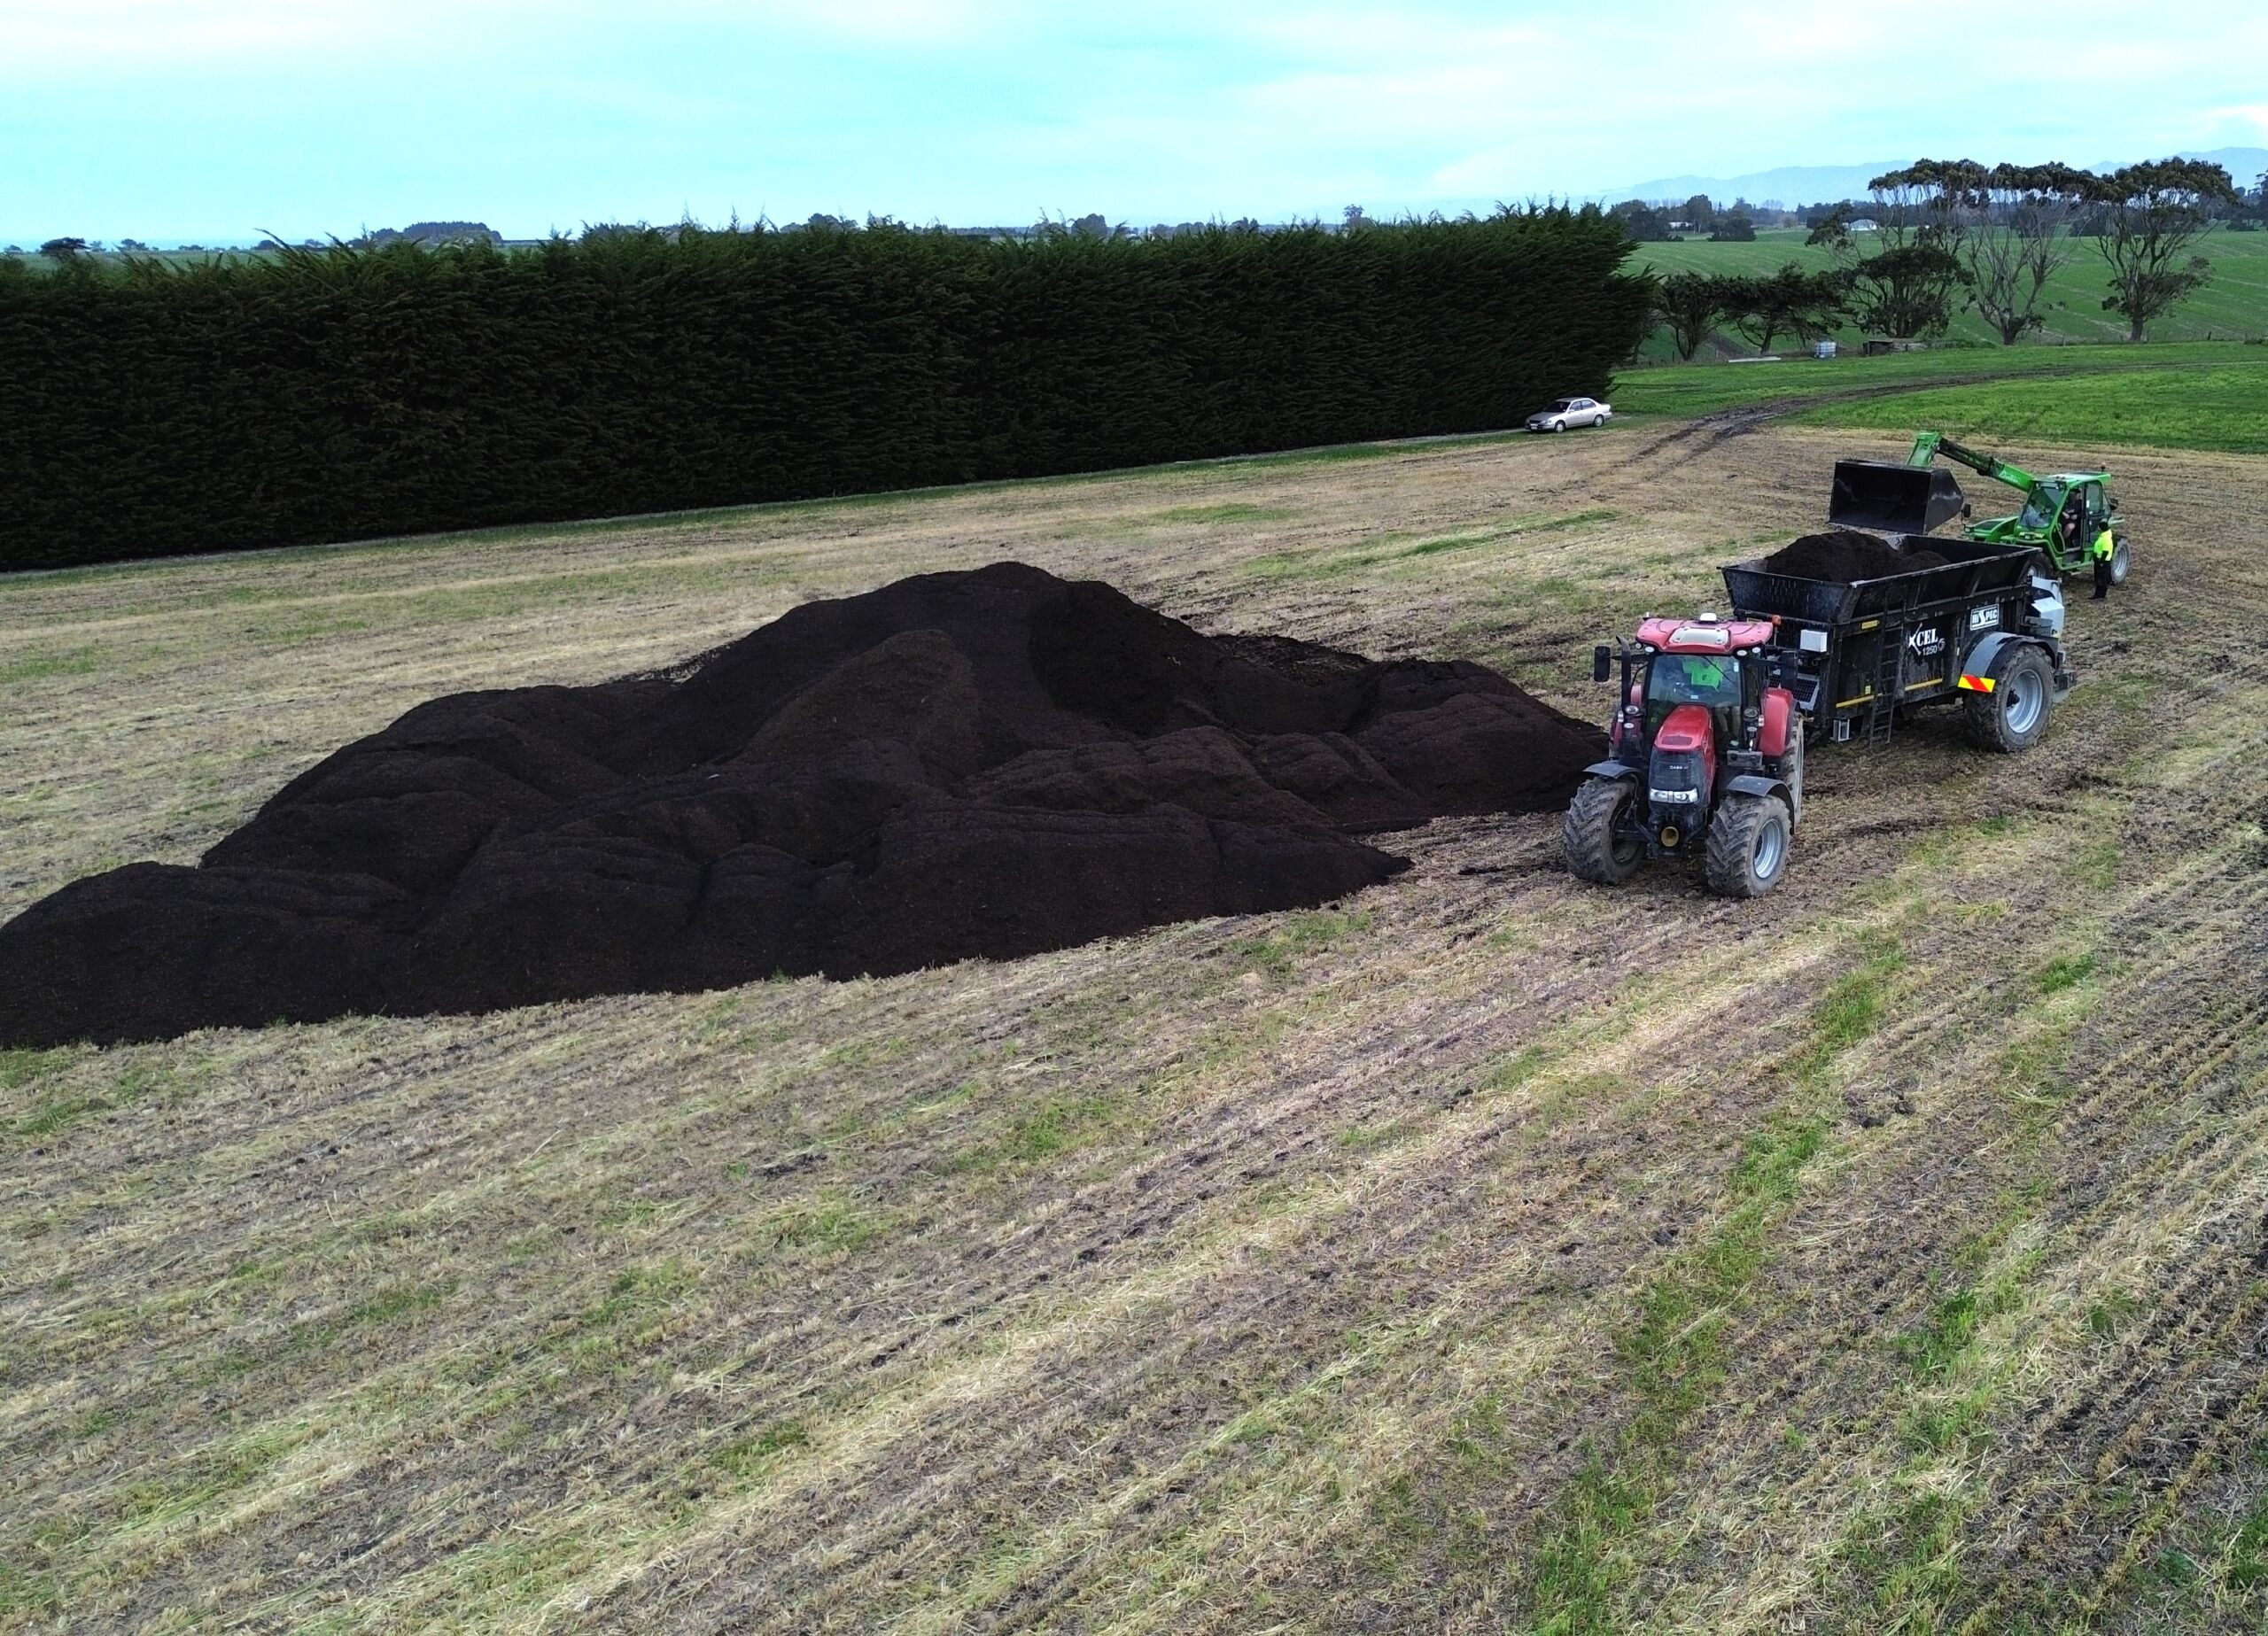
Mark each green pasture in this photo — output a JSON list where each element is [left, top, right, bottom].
[[1627, 227, 2268, 355], [1608, 340, 2268, 454], [1611, 342, 2227, 416], [1610, 340, 2261, 416], [1793, 359, 2268, 455]]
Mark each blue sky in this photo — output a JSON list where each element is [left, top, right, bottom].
[[5, 0, 2266, 244]]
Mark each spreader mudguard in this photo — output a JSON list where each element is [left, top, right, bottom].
[[1959, 631, 2035, 685], [1830, 461, 1967, 538]]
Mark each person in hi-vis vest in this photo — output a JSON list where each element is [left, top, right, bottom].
[[2091, 523, 2116, 600]]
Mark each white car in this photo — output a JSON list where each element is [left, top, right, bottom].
[[1526, 396, 1612, 432]]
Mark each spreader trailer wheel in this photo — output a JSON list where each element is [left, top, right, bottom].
[[1964, 645, 2054, 754], [1705, 793, 1791, 899], [1564, 777, 1645, 885]]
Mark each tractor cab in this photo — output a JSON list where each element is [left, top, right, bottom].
[[2014, 479, 2069, 534], [1565, 613, 1806, 898], [1633, 615, 1759, 732], [1969, 473, 2121, 578]]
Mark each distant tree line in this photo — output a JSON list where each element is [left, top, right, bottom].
[[1647, 156, 2243, 356], [14, 204, 1584, 265], [0, 209, 1652, 570], [353, 221, 503, 248], [1609, 195, 1759, 242], [5, 214, 1355, 266]]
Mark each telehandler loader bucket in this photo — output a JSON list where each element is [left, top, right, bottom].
[[1829, 460, 1966, 538]]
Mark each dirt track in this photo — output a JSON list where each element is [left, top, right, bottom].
[[4, 420, 2268, 1631]]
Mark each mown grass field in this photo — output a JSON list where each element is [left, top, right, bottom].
[[1627, 225, 2268, 354], [6, 407, 2268, 1632]]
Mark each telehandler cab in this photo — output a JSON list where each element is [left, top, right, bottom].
[[1829, 431, 2131, 584]]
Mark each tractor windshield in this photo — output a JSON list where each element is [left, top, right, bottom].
[[2018, 481, 2065, 531], [1646, 653, 1741, 710]]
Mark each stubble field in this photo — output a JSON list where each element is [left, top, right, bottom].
[[6, 415, 2268, 1632]]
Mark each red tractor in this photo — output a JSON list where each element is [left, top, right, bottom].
[[1563, 613, 1805, 898]]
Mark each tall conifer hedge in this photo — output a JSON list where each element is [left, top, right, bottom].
[[0, 211, 1651, 570]]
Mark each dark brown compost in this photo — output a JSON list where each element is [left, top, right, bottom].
[[0, 563, 1602, 1045], [1762, 529, 1947, 582]]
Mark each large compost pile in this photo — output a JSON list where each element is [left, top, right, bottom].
[[0, 563, 1602, 1046], [1764, 529, 1946, 581]]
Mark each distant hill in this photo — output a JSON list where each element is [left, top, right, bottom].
[[1608, 148, 2268, 207], [1609, 162, 1903, 209]]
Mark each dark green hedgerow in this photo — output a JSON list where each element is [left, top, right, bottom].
[[0, 213, 1652, 570]]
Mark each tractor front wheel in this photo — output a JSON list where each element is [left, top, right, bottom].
[[2109, 533, 2132, 585], [1965, 646, 2053, 753], [1564, 778, 1644, 885], [1705, 794, 1792, 899]]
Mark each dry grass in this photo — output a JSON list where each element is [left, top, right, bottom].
[[6, 420, 2268, 1632]]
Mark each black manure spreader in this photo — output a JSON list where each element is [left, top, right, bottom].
[[1565, 536, 2072, 899], [1724, 536, 2073, 753]]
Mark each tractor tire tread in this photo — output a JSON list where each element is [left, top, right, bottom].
[[1705, 793, 1791, 899], [1564, 778, 1642, 886]]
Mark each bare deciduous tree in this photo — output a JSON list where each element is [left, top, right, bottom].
[[1958, 162, 2093, 345]]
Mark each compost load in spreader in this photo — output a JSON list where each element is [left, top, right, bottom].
[[1762, 530, 1947, 583]]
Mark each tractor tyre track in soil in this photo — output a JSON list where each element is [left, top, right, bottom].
[[5, 421, 2268, 1631]]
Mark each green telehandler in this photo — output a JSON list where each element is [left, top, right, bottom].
[[1829, 431, 2132, 585]]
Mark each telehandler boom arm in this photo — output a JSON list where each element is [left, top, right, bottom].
[[1905, 430, 2039, 500]]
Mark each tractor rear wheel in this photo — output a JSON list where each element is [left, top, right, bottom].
[[1564, 778, 1644, 885], [1966, 646, 2053, 753], [1705, 794, 1792, 899]]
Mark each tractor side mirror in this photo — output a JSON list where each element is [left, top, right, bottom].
[[1592, 645, 1612, 684]]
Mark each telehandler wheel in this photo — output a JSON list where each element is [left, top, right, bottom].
[[1564, 778, 1644, 885], [1705, 794, 1791, 899], [2109, 534, 2132, 585], [1965, 646, 2053, 754]]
